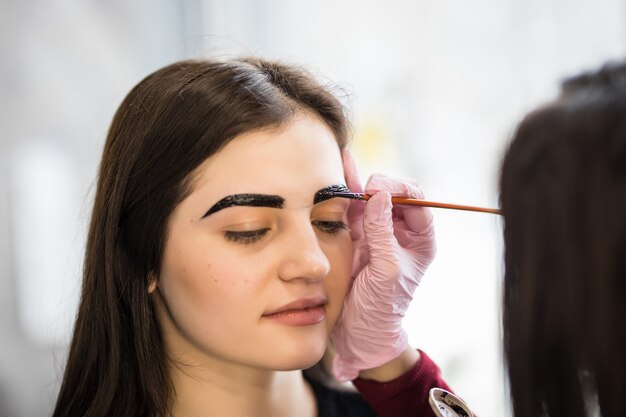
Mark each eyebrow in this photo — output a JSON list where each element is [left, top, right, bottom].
[[202, 194, 285, 218], [313, 184, 350, 204], [202, 184, 350, 218]]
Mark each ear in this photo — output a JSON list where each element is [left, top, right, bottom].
[[147, 272, 158, 294]]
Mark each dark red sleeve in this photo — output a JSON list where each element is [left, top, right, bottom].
[[352, 350, 452, 417]]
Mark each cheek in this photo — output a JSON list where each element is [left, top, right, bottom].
[[322, 234, 353, 327], [159, 244, 217, 321], [158, 238, 261, 330]]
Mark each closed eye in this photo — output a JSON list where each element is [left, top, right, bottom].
[[312, 220, 348, 235], [224, 228, 270, 244]]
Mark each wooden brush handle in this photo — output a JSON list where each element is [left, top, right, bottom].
[[362, 194, 501, 215]]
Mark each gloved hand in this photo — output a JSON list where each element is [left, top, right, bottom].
[[331, 149, 436, 381]]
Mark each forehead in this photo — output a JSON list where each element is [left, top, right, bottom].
[[190, 115, 344, 198]]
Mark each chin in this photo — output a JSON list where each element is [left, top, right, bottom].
[[266, 340, 328, 371], [273, 355, 325, 371]]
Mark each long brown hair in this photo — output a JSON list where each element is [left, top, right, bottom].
[[53, 57, 350, 417], [500, 61, 626, 417]]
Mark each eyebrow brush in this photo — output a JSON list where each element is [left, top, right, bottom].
[[326, 191, 501, 215]]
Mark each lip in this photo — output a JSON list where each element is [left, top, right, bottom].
[[262, 296, 328, 326], [264, 296, 328, 315]]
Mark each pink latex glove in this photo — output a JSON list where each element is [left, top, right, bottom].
[[331, 149, 436, 381]]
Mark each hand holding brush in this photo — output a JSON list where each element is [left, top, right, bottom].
[[331, 150, 437, 381]]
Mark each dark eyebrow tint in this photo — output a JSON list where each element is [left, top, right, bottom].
[[203, 184, 349, 218], [313, 184, 350, 204], [202, 194, 285, 218]]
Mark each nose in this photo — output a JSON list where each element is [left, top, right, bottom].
[[277, 221, 331, 283]]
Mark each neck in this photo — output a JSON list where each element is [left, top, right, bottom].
[[168, 359, 317, 417]]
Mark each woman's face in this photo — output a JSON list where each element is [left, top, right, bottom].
[[154, 114, 353, 371]]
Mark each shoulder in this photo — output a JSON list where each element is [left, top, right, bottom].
[[306, 377, 378, 417]]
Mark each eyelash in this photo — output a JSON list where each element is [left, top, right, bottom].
[[311, 220, 348, 235], [224, 228, 270, 244], [224, 221, 348, 244]]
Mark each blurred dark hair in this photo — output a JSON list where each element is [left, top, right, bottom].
[[52, 57, 350, 417], [500, 61, 626, 417]]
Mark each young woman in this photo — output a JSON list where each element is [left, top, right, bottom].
[[500, 61, 626, 417], [52, 58, 452, 417]]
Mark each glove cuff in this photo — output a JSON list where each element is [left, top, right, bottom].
[[331, 330, 409, 381]]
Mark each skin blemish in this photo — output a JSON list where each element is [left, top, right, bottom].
[[313, 184, 350, 204], [202, 194, 285, 218]]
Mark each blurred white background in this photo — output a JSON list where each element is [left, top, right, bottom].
[[0, 1, 624, 416]]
